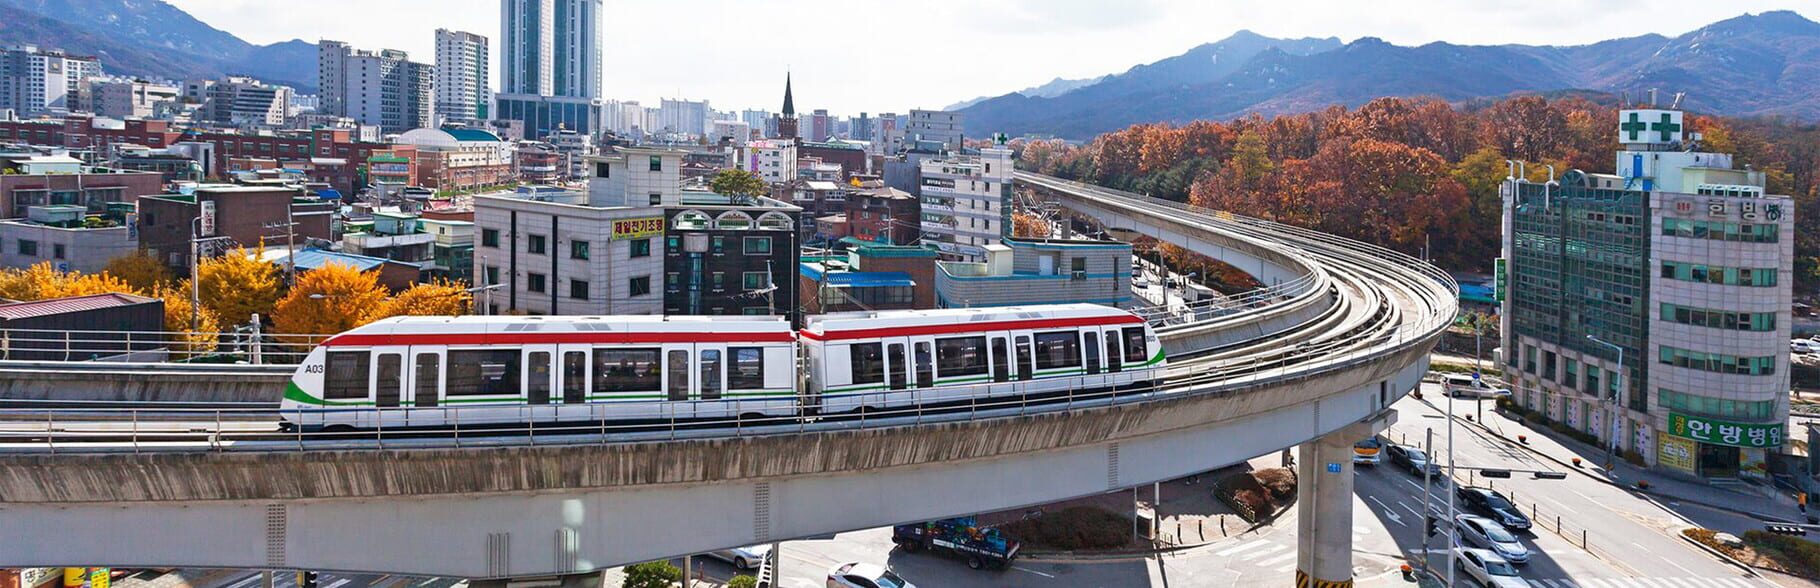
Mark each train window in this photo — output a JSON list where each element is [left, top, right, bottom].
[[323, 351, 370, 400], [849, 343, 885, 385], [1015, 336, 1034, 381], [563, 351, 586, 403], [667, 350, 689, 400], [915, 342, 934, 387], [1123, 328, 1148, 366], [1084, 332, 1101, 374], [1034, 331, 1082, 371], [729, 347, 765, 390], [990, 338, 1008, 383], [935, 336, 988, 378], [375, 353, 402, 408], [595, 348, 661, 393], [447, 350, 522, 396], [1105, 335, 1122, 373], [700, 349, 723, 400], [527, 352, 552, 404]]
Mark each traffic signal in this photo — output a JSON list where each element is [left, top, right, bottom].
[[1532, 471, 1568, 480], [1479, 469, 1512, 479], [1765, 524, 1808, 536], [298, 572, 319, 588], [1425, 518, 1439, 538]]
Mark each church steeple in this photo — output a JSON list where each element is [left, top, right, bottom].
[[782, 71, 796, 118]]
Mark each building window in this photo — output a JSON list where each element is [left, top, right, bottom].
[[1658, 346, 1776, 376], [1659, 303, 1776, 332], [529, 234, 546, 254], [630, 238, 651, 257], [744, 236, 772, 256], [16, 240, 36, 257], [649, 155, 662, 172], [52, 244, 65, 260], [630, 276, 651, 297], [570, 240, 590, 260], [712, 272, 725, 289], [569, 279, 589, 300], [742, 271, 768, 291], [528, 272, 546, 293], [481, 228, 499, 247], [595, 162, 610, 178], [484, 265, 499, 285], [650, 193, 662, 206]]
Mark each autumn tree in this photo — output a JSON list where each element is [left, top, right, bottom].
[[103, 251, 175, 292], [379, 280, 474, 318], [271, 262, 390, 339], [709, 168, 769, 202], [154, 282, 220, 357], [197, 247, 282, 327], [1011, 212, 1050, 238]]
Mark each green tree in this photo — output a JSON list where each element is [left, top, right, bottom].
[[710, 168, 770, 203], [620, 561, 681, 588], [726, 576, 757, 588]]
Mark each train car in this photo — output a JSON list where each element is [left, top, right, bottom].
[[282, 315, 798, 431], [800, 304, 1164, 414]]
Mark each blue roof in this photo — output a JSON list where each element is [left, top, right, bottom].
[[315, 189, 343, 200], [444, 128, 503, 142], [285, 249, 416, 273], [826, 271, 915, 288]]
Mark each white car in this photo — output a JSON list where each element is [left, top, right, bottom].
[[1794, 340, 1817, 355], [827, 562, 913, 588], [706, 544, 771, 570], [1442, 374, 1511, 399], [1455, 514, 1530, 564], [1453, 547, 1527, 588]]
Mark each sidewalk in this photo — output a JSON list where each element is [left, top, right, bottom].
[[1461, 397, 1806, 527]]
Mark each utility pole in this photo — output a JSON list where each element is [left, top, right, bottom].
[[1587, 334, 1625, 469], [1446, 379, 1459, 587], [189, 216, 203, 331], [1420, 427, 1436, 575]]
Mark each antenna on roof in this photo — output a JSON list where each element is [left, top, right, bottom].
[[1648, 88, 1659, 107], [1670, 92, 1686, 110], [1619, 91, 1628, 108]]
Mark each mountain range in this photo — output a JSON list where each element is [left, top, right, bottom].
[[959, 11, 1820, 139], [0, 0, 318, 92]]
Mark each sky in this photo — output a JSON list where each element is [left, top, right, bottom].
[[166, 0, 1815, 115]]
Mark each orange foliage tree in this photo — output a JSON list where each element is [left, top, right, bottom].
[[271, 262, 390, 340], [381, 280, 474, 317]]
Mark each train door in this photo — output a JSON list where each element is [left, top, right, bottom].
[[1084, 331, 1102, 375], [371, 345, 408, 428], [695, 343, 728, 420], [912, 340, 935, 390], [1014, 335, 1034, 381], [523, 345, 558, 423], [661, 343, 693, 420], [1103, 328, 1124, 374], [885, 339, 910, 393], [408, 348, 443, 427], [990, 336, 1010, 384], [558, 344, 590, 420]]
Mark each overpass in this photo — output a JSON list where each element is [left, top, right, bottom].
[[0, 173, 1456, 585]]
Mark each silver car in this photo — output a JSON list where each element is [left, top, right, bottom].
[[1455, 514, 1530, 564], [827, 562, 913, 588], [1453, 547, 1526, 588], [707, 544, 771, 570]]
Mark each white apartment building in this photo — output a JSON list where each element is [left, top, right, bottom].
[[918, 146, 1013, 260], [318, 41, 433, 133], [587, 147, 685, 207], [906, 109, 963, 152], [434, 29, 491, 125], [737, 140, 797, 185], [89, 79, 180, 119], [200, 76, 294, 128], [659, 98, 711, 137], [0, 45, 103, 116], [711, 120, 751, 145]]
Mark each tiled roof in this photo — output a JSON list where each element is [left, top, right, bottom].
[[0, 293, 158, 320]]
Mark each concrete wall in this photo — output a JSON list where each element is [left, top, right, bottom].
[[0, 364, 288, 405]]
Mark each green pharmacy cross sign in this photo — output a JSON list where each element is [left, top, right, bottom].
[[1667, 412, 1783, 449], [1650, 113, 1681, 142], [1620, 112, 1683, 143], [1621, 112, 1648, 142]]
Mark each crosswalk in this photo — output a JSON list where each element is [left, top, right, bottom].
[[1522, 577, 1762, 588]]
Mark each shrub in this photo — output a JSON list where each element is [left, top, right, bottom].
[[1744, 531, 1820, 578], [1232, 488, 1273, 517], [727, 576, 758, 588], [999, 505, 1131, 551], [1254, 468, 1298, 501], [621, 561, 681, 588]]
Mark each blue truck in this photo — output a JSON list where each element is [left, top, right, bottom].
[[891, 517, 1020, 570]]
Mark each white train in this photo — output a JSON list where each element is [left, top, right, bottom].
[[281, 303, 1164, 432]]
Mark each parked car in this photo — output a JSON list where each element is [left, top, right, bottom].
[[1457, 486, 1532, 531], [827, 562, 913, 588], [1454, 514, 1530, 564], [706, 544, 771, 570], [1385, 444, 1440, 476], [1793, 340, 1817, 355], [1452, 547, 1527, 588], [1353, 437, 1382, 465], [1442, 374, 1511, 399]]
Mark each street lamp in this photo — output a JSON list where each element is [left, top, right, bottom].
[[1586, 334, 1625, 470], [467, 283, 506, 315]]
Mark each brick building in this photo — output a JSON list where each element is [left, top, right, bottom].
[[138, 185, 337, 272], [0, 169, 163, 218]]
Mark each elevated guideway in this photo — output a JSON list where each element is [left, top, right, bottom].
[[0, 173, 1456, 581]]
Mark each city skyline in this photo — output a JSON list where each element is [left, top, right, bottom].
[[164, 0, 1808, 115]]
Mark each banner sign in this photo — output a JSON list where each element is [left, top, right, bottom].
[[611, 217, 664, 241], [1666, 412, 1783, 448]]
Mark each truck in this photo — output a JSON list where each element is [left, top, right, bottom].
[[892, 517, 1020, 570]]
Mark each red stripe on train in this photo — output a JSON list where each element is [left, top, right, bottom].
[[322, 331, 797, 347], [799, 314, 1145, 341]]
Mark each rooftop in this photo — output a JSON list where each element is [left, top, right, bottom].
[[0, 293, 158, 321]]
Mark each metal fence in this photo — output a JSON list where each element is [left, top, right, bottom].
[[0, 326, 331, 364]]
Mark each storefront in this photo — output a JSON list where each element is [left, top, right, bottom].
[[1660, 412, 1783, 479]]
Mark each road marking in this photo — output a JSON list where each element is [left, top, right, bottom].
[[1236, 543, 1287, 561], [1401, 501, 1424, 518], [1369, 496, 1406, 526], [1253, 551, 1296, 568], [322, 580, 351, 588], [1214, 540, 1273, 557], [1009, 566, 1054, 578], [221, 574, 265, 588], [1630, 541, 1653, 555]]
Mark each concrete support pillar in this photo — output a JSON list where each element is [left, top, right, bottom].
[[1295, 421, 1370, 588]]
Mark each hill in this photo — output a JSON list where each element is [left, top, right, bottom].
[[1, 0, 318, 93]]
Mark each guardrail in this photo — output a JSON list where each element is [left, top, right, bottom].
[[0, 327, 329, 364]]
